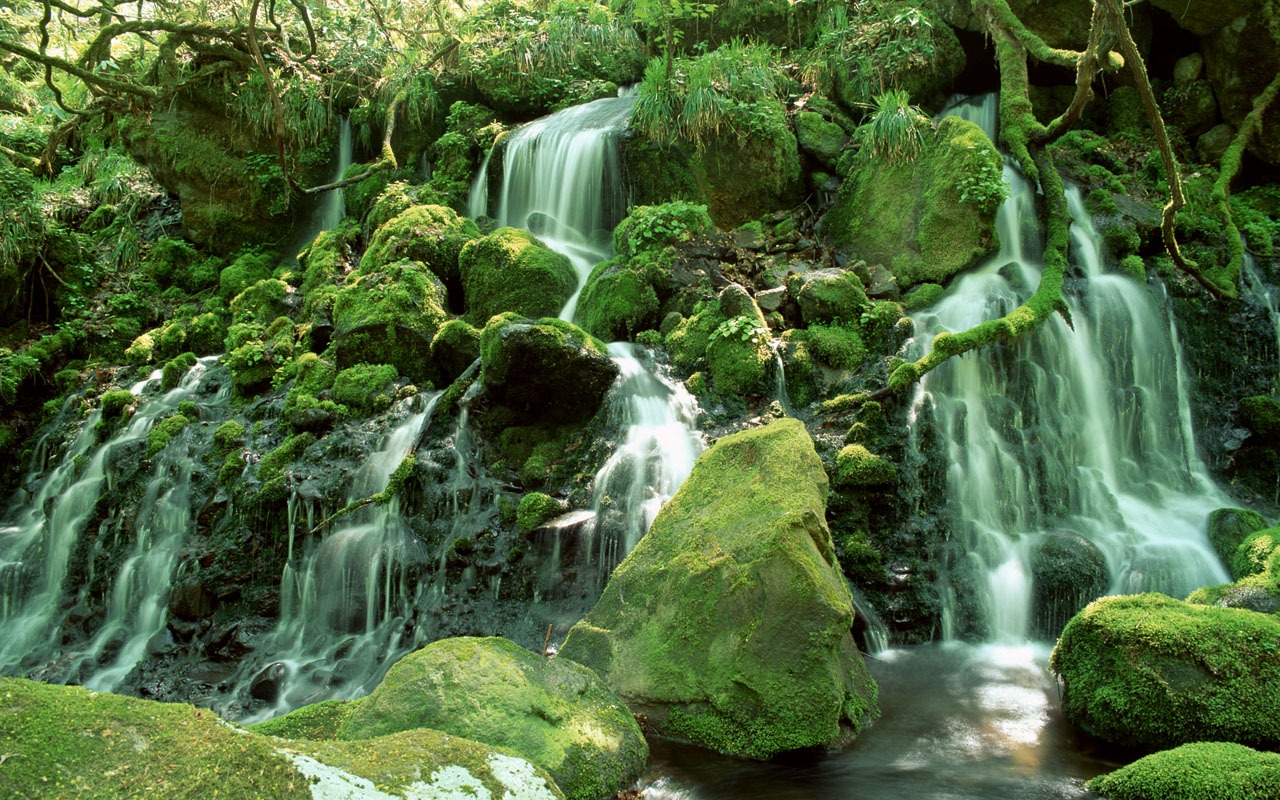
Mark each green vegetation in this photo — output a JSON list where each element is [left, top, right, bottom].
[[517, 492, 565, 533], [1089, 742, 1280, 800], [560, 419, 879, 759], [460, 229, 577, 324]]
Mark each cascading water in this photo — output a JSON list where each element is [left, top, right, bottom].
[[0, 356, 225, 676], [910, 94, 1229, 643], [470, 93, 704, 589], [235, 393, 440, 719], [289, 116, 352, 258], [1243, 251, 1280, 392]]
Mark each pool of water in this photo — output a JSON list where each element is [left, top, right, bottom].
[[639, 644, 1121, 799]]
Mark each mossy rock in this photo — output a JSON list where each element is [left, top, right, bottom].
[[1149, 0, 1257, 35], [805, 321, 868, 371], [332, 363, 399, 416], [664, 303, 728, 372], [795, 111, 846, 169], [1088, 741, 1280, 799], [705, 316, 772, 396], [0, 676, 564, 800], [560, 419, 879, 759], [1232, 527, 1280, 580], [821, 116, 1001, 289], [1005, 0, 1096, 49], [791, 268, 871, 325], [332, 258, 447, 382], [430, 319, 482, 385], [218, 251, 274, 303], [250, 698, 363, 741], [517, 492, 567, 533], [576, 259, 661, 342], [479, 315, 618, 425], [696, 102, 802, 228], [1030, 531, 1108, 639], [337, 636, 645, 800], [612, 202, 716, 261], [1050, 593, 1280, 750], [360, 204, 480, 290], [0, 676, 309, 798], [1240, 395, 1280, 439], [460, 228, 577, 324], [1209, 508, 1269, 571], [364, 181, 449, 238], [832, 444, 896, 487], [225, 317, 296, 396], [230, 278, 291, 325]]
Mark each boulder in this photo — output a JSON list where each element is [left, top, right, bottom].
[[1160, 80, 1220, 139], [430, 319, 482, 384], [576, 259, 661, 342], [1207, 507, 1269, 570], [1029, 531, 1108, 639], [820, 116, 1001, 288], [480, 315, 618, 425], [1050, 593, 1280, 750], [336, 637, 646, 800], [560, 419, 879, 759], [0, 676, 563, 800], [788, 268, 871, 325], [331, 258, 447, 382], [795, 111, 846, 169], [360, 204, 480, 292], [1088, 742, 1280, 800], [460, 228, 577, 324], [1232, 526, 1280, 580], [1149, 0, 1256, 35]]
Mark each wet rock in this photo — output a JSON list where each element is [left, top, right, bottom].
[[1030, 531, 1108, 639], [1197, 123, 1237, 164], [755, 286, 787, 313], [249, 661, 287, 702], [561, 419, 879, 759], [337, 636, 644, 800], [788, 268, 871, 325], [170, 579, 217, 622], [1207, 507, 1268, 568]]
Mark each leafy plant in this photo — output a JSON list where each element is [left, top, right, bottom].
[[803, 3, 940, 106], [956, 159, 1009, 214], [711, 314, 768, 347], [862, 89, 930, 165], [628, 0, 716, 80]]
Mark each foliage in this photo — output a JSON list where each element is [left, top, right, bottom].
[[862, 89, 930, 165], [631, 39, 787, 148], [613, 201, 715, 259], [956, 158, 1009, 214], [803, 3, 944, 106]]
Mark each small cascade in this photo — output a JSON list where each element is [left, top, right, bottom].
[[237, 393, 440, 718], [1243, 251, 1280, 393], [0, 356, 224, 674], [472, 93, 635, 320], [470, 95, 705, 590], [584, 344, 702, 581], [910, 94, 1228, 642], [289, 116, 353, 257]]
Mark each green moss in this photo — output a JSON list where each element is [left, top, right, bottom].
[[833, 444, 897, 487], [1088, 742, 1280, 800], [332, 363, 399, 415], [900, 282, 944, 311], [613, 202, 716, 261], [664, 303, 728, 372], [430, 319, 482, 384], [706, 315, 771, 396], [1050, 593, 1280, 750], [332, 258, 447, 382], [230, 278, 291, 326], [218, 251, 275, 303], [185, 312, 227, 355], [145, 413, 191, 458], [1208, 508, 1269, 571], [249, 699, 362, 741], [823, 116, 1001, 289], [100, 389, 136, 419], [123, 332, 156, 366], [256, 433, 315, 484], [359, 204, 480, 288], [788, 269, 870, 325], [460, 228, 577, 324], [576, 258, 661, 341], [1232, 527, 1280, 580], [160, 352, 197, 392], [560, 419, 878, 759], [225, 317, 296, 396], [337, 636, 646, 800], [0, 677, 309, 799], [517, 492, 565, 533], [1240, 396, 1280, 439], [806, 322, 867, 371], [213, 419, 246, 455], [795, 111, 847, 168]]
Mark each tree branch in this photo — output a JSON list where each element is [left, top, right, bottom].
[[1214, 69, 1280, 296]]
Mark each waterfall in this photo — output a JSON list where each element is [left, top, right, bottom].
[[911, 95, 1229, 643], [289, 116, 353, 258], [236, 393, 440, 719], [470, 94, 704, 588], [0, 356, 225, 675], [1243, 251, 1280, 393]]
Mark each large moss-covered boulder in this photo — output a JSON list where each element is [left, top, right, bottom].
[[705, 314, 772, 396], [360, 204, 480, 291], [480, 315, 618, 425], [1208, 507, 1269, 571], [795, 111, 847, 169], [1005, 0, 1095, 49], [821, 115, 1001, 288], [460, 228, 577, 324], [332, 258, 447, 381], [560, 419, 879, 759], [576, 259, 662, 342], [1050, 593, 1280, 750], [1088, 742, 1280, 800], [336, 637, 645, 800], [0, 676, 564, 800]]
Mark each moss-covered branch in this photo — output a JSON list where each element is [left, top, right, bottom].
[[978, 0, 1088, 69], [1213, 69, 1280, 295]]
